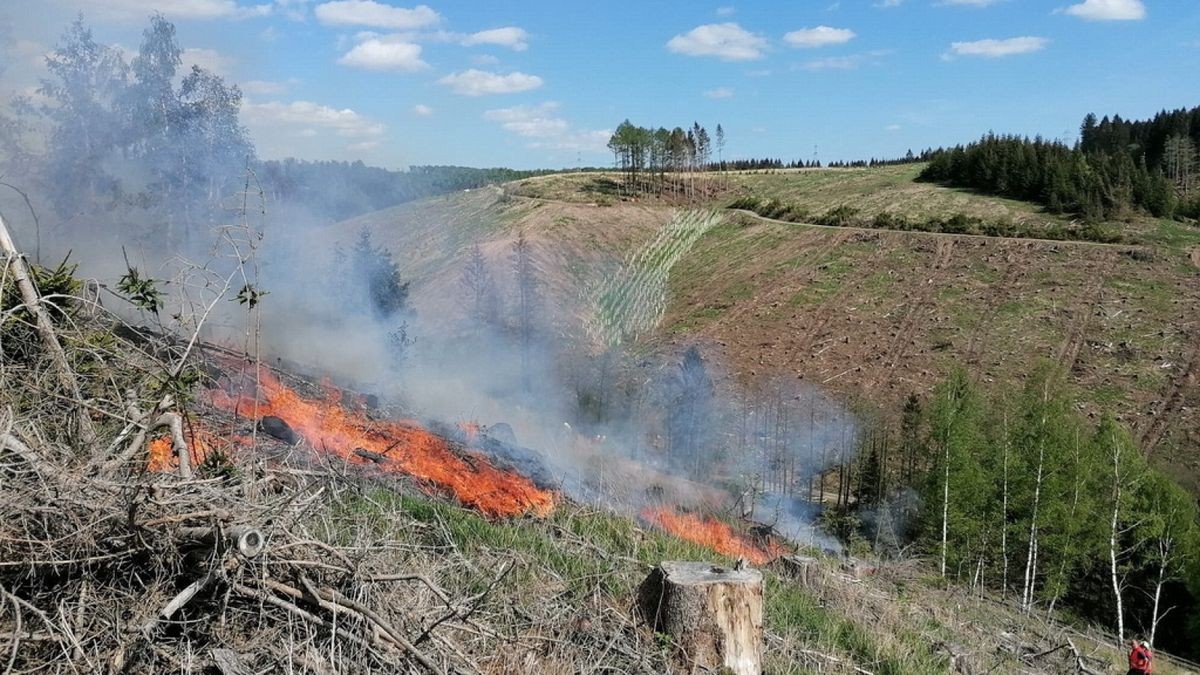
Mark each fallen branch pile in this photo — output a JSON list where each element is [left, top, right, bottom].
[[0, 215, 677, 674]]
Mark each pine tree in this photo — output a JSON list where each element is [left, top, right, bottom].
[[461, 242, 500, 328], [510, 231, 540, 393]]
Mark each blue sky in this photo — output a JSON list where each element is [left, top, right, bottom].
[[3, 0, 1198, 169]]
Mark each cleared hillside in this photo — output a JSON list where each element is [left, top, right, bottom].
[[330, 168, 1200, 491]]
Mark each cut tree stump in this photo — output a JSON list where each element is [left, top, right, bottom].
[[772, 555, 821, 590], [638, 561, 763, 675]]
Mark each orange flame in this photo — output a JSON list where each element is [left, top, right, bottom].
[[457, 422, 481, 444], [642, 506, 785, 565], [147, 428, 229, 473], [208, 368, 554, 518]]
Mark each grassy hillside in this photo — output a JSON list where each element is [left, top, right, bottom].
[[340, 490, 1186, 674], [731, 164, 1060, 226]]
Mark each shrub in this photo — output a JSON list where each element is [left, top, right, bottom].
[[728, 196, 762, 211], [817, 205, 861, 227]]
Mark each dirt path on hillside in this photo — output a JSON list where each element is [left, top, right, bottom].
[[1055, 277, 1106, 376], [963, 240, 1029, 369], [507, 187, 1147, 252], [884, 238, 956, 370], [1141, 338, 1200, 454]]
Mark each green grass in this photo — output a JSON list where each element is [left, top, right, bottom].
[[1146, 219, 1200, 252], [730, 164, 1061, 228], [766, 578, 946, 675]]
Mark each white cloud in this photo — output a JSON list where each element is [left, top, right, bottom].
[[472, 54, 500, 65], [181, 47, 233, 75], [272, 0, 310, 21], [796, 49, 889, 70], [666, 23, 768, 61], [784, 26, 856, 48], [1062, 0, 1145, 21], [885, 123, 902, 131], [314, 1, 440, 29], [461, 27, 529, 52], [485, 102, 568, 137], [412, 103, 433, 116], [241, 79, 290, 96], [944, 36, 1048, 58], [437, 69, 543, 96], [52, 0, 271, 21], [704, 87, 734, 98], [716, 6, 735, 15], [241, 100, 385, 139], [483, 101, 610, 152], [875, 0, 903, 7], [799, 55, 865, 70], [939, 0, 1005, 5], [337, 39, 427, 71], [240, 98, 389, 165]]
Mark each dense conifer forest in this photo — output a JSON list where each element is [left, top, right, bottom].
[[919, 107, 1200, 221]]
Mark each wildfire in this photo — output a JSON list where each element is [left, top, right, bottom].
[[207, 367, 555, 518], [642, 506, 785, 565], [456, 421, 481, 444], [147, 428, 227, 473]]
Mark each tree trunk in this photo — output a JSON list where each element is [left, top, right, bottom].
[[638, 561, 763, 675], [1149, 537, 1170, 647], [1022, 441, 1045, 612], [1001, 418, 1010, 599], [941, 440, 950, 578], [1109, 435, 1125, 642]]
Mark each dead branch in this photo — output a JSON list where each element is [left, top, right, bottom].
[[300, 576, 443, 675], [0, 431, 55, 479], [0, 213, 96, 449], [155, 412, 192, 479], [142, 567, 220, 636], [1066, 638, 1104, 675], [230, 583, 375, 653], [177, 525, 266, 559]]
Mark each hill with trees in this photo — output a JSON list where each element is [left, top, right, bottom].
[[919, 107, 1200, 222]]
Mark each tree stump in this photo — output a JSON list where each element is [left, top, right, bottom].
[[638, 561, 763, 675], [773, 554, 820, 590]]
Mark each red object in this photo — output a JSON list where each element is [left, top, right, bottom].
[[1129, 643, 1152, 673]]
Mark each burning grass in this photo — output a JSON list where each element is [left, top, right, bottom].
[[204, 366, 555, 518], [641, 505, 787, 565]]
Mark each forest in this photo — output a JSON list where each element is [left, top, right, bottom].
[[847, 369, 1200, 656], [919, 106, 1200, 221], [257, 160, 551, 222]]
